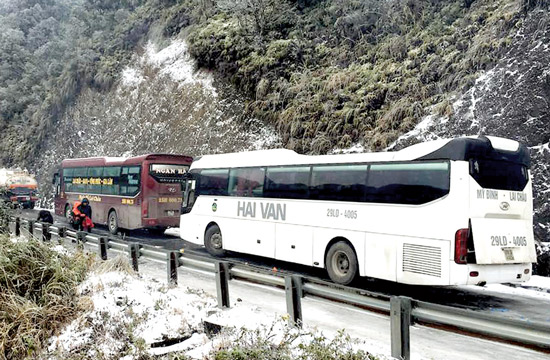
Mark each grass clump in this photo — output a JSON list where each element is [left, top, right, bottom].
[[0, 235, 92, 359], [213, 322, 378, 360], [0, 189, 11, 233]]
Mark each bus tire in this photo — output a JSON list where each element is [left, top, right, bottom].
[[326, 241, 358, 285], [29, 202, 35, 209], [204, 225, 225, 257], [108, 210, 119, 235]]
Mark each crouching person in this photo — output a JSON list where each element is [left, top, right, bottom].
[[73, 198, 94, 232]]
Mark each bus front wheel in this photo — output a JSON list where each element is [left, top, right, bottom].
[[326, 241, 358, 285], [108, 210, 119, 235], [204, 225, 225, 257]]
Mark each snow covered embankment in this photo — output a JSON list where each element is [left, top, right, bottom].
[[34, 38, 280, 207], [44, 256, 384, 360]]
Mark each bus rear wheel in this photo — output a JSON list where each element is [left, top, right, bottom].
[[204, 225, 225, 257], [108, 210, 119, 235], [326, 241, 358, 285]]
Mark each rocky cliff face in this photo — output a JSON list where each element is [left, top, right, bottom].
[[34, 40, 279, 205], [393, 9, 550, 246]]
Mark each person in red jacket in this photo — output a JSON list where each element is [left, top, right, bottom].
[[72, 198, 94, 232]]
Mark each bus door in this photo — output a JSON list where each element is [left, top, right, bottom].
[[52, 171, 64, 215], [181, 175, 196, 215], [467, 158, 536, 265]]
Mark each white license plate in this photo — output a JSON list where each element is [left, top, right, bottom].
[[167, 210, 175, 216], [503, 249, 514, 261]]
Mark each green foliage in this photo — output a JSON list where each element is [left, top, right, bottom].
[[185, 0, 527, 152], [0, 235, 92, 359], [0, 0, 169, 167]]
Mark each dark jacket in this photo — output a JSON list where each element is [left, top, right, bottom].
[[77, 203, 92, 218], [37, 210, 54, 224]]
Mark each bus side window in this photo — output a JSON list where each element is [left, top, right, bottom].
[[63, 168, 75, 192], [265, 166, 310, 199], [229, 168, 265, 197], [87, 167, 104, 194], [366, 162, 450, 205], [197, 169, 229, 196], [120, 166, 141, 196], [102, 166, 121, 195], [73, 167, 87, 193], [310, 165, 368, 202]]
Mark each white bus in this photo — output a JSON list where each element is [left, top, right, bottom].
[[180, 136, 536, 286]]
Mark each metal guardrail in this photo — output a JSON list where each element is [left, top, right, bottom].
[[8, 216, 550, 358]]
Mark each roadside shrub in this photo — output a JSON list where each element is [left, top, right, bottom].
[[213, 325, 378, 360], [0, 236, 92, 359]]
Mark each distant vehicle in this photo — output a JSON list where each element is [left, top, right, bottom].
[[53, 154, 192, 234], [180, 136, 536, 286], [0, 169, 39, 209]]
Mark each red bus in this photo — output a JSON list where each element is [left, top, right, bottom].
[[53, 154, 192, 234]]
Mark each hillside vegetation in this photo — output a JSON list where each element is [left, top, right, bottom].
[[1, 0, 545, 166], [1, 0, 549, 245], [0, 0, 165, 166], [184, 0, 540, 152]]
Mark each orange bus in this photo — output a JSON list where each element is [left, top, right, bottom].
[[53, 154, 192, 234], [0, 169, 39, 209]]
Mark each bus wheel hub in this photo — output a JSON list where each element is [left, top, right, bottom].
[[211, 233, 222, 249], [336, 252, 349, 274]]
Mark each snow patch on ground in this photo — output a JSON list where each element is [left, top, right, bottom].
[[331, 143, 366, 154], [47, 267, 219, 358], [121, 67, 144, 87], [388, 113, 446, 149], [464, 275, 550, 302], [43, 262, 390, 359], [142, 40, 217, 96], [530, 142, 550, 153]]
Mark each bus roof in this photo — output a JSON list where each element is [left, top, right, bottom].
[[61, 154, 193, 168], [190, 136, 529, 170]]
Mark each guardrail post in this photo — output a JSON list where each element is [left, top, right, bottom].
[[9, 217, 20, 236], [99, 237, 108, 260], [33, 222, 44, 241], [75, 231, 87, 249], [167, 251, 179, 285], [391, 296, 412, 360], [215, 261, 230, 309], [42, 223, 51, 241], [285, 275, 303, 327], [23, 220, 34, 239], [129, 243, 140, 272], [49, 226, 65, 243]]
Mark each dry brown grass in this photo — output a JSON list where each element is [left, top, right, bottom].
[[0, 235, 93, 359]]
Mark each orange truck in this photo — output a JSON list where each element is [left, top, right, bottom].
[[0, 168, 39, 209]]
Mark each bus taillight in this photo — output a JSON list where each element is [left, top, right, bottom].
[[455, 228, 469, 264], [142, 199, 148, 218]]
